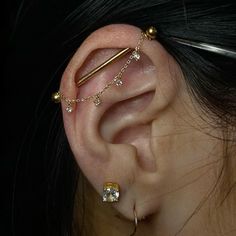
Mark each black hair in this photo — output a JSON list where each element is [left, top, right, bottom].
[[6, 0, 236, 235]]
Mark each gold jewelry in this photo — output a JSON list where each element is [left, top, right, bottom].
[[130, 207, 138, 236], [75, 48, 132, 87], [52, 26, 157, 112], [76, 26, 157, 87], [102, 182, 120, 202], [145, 26, 157, 40]]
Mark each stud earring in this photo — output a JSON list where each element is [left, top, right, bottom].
[[102, 182, 120, 202]]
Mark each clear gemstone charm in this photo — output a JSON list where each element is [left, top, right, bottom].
[[102, 183, 120, 202], [132, 51, 140, 61], [66, 105, 73, 113], [115, 79, 123, 86], [93, 95, 102, 106]]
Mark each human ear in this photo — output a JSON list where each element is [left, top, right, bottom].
[[59, 24, 181, 220]]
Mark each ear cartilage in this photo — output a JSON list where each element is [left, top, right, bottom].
[[52, 26, 157, 112]]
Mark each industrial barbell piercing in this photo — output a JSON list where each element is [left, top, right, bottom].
[[52, 26, 157, 112], [75, 26, 157, 87], [75, 48, 132, 87]]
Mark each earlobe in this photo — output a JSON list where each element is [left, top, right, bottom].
[[55, 24, 182, 220]]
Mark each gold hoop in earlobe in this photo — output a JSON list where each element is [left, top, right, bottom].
[[130, 207, 138, 236]]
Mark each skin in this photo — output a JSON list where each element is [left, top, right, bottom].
[[60, 24, 235, 235]]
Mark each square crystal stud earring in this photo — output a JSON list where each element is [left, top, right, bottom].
[[102, 182, 120, 202]]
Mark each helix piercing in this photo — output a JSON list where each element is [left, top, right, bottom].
[[52, 26, 157, 112]]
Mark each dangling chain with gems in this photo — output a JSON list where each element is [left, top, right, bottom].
[[52, 27, 157, 113]]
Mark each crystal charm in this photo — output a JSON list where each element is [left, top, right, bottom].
[[132, 51, 140, 61], [115, 79, 123, 86], [66, 105, 73, 113], [102, 183, 120, 202], [94, 95, 102, 106]]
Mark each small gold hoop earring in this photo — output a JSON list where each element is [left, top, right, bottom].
[[130, 207, 138, 236]]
